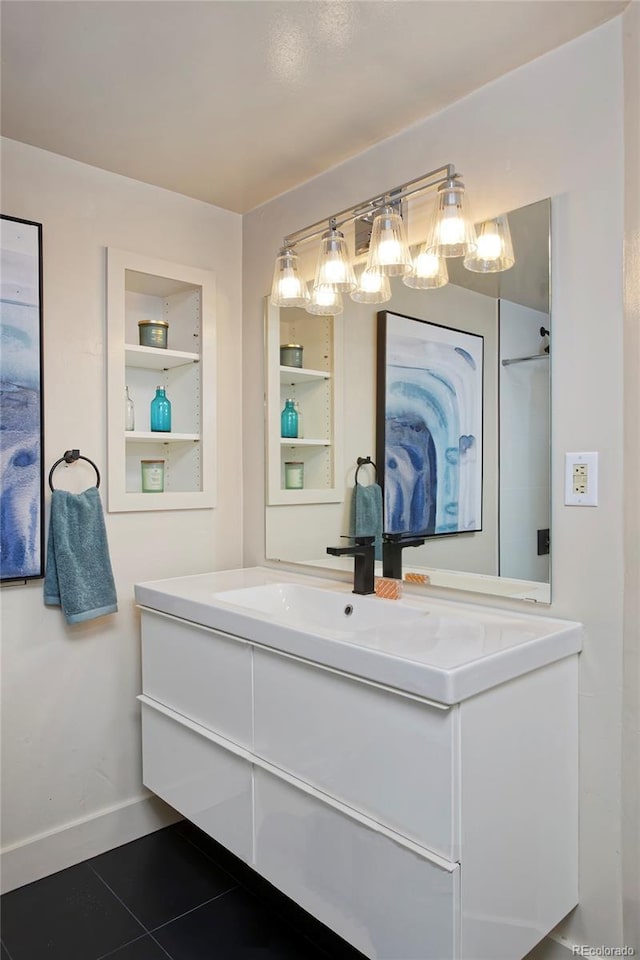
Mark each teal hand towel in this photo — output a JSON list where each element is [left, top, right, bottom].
[[44, 486, 118, 624], [350, 482, 383, 562]]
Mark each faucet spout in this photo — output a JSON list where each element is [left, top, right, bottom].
[[326, 536, 376, 595], [382, 533, 426, 580]]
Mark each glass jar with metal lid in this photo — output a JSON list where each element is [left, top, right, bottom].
[[280, 344, 303, 368], [138, 319, 169, 349], [284, 461, 304, 489], [141, 459, 165, 492]]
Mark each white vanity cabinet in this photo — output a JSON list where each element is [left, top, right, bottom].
[[138, 600, 579, 960], [252, 647, 459, 860]]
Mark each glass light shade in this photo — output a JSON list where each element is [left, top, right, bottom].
[[463, 215, 515, 273], [425, 178, 477, 258], [306, 283, 344, 315], [314, 227, 356, 291], [366, 204, 411, 276], [403, 249, 449, 289], [271, 247, 309, 307], [350, 266, 391, 304]]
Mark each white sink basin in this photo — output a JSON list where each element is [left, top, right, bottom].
[[212, 582, 429, 636], [135, 567, 582, 704]]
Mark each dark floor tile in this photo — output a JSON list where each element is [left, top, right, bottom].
[[90, 826, 237, 930], [100, 934, 170, 960], [153, 887, 329, 960], [2, 942, 12, 960], [175, 822, 366, 959], [248, 886, 367, 960], [0, 862, 144, 960], [174, 821, 246, 882]]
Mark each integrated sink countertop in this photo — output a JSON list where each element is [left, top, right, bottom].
[[135, 566, 582, 704]]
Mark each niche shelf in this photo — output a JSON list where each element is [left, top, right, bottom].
[[126, 432, 201, 443], [279, 439, 332, 447], [265, 298, 343, 505], [279, 366, 330, 385], [125, 344, 201, 370], [107, 248, 216, 513]]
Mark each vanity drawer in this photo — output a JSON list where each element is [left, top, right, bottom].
[[253, 648, 459, 859], [141, 610, 252, 747], [254, 768, 459, 960], [141, 700, 253, 864]]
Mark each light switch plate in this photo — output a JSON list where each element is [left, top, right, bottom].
[[565, 452, 598, 506]]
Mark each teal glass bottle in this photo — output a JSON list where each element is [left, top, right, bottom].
[[150, 386, 172, 432], [280, 398, 298, 438]]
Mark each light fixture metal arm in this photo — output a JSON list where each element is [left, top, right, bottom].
[[283, 163, 458, 248]]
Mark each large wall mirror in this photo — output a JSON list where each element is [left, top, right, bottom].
[[265, 198, 551, 603]]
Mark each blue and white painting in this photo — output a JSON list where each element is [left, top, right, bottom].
[[378, 312, 483, 537], [0, 216, 43, 581]]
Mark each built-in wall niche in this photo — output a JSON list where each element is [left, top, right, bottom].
[[106, 249, 216, 512], [265, 299, 343, 505]]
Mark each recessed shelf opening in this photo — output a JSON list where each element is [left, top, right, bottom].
[[107, 249, 216, 512]]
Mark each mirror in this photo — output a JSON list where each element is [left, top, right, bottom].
[[265, 198, 551, 603]]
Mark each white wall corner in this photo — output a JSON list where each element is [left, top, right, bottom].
[[0, 793, 181, 894]]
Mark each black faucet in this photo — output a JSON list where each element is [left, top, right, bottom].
[[326, 536, 376, 595], [382, 533, 426, 580]]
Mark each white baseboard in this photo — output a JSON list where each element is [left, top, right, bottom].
[[0, 793, 181, 893]]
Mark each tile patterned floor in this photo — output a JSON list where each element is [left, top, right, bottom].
[[1, 821, 367, 960]]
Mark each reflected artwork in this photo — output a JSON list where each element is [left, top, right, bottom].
[[377, 311, 483, 537], [0, 216, 44, 581]]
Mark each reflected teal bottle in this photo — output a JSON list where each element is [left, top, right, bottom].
[[150, 386, 171, 432], [280, 398, 298, 438]]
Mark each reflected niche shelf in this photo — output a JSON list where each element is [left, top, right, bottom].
[[106, 248, 217, 513], [265, 298, 343, 505]]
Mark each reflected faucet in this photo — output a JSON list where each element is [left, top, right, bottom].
[[382, 533, 426, 580], [326, 536, 375, 596]]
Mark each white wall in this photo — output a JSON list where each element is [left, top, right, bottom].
[[0, 139, 243, 890], [622, 0, 640, 948], [499, 300, 550, 583], [244, 18, 631, 954]]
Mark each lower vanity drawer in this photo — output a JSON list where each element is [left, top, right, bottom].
[[141, 610, 252, 747], [141, 700, 253, 864], [254, 768, 459, 960], [253, 647, 458, 859]]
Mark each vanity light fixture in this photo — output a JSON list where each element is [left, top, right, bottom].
[[423, 176, 477, 258], [463, 214, 515, 273], [403, 248, 449, 289], [351, 266, 392, 304], [306, 283, 344, 315], [270, 245, 309, 307], [365, 203, 412, 277], [314, 222, 356, 291], [271, 163, 512, 312]]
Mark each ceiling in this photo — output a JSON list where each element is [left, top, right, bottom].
[[1, 1, 627, 213]]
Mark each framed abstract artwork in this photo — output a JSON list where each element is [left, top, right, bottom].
[[376, 310, 483, 538], [0, 215, 44, 581]]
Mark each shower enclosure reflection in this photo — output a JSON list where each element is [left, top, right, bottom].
[[265, 198, 551, 603]]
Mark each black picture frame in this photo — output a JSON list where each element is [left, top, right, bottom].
[[376, 310, 484, 539], [0, 215, 45, 582]]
